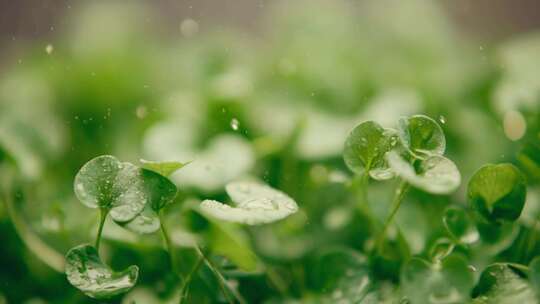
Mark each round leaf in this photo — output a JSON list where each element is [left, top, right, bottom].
[[443, 206, 479, 244], [74, 155, 122, 209], [398, 115, 445, 159], [343, 121, 399, 180], [65, 244, 139, 299], [468, 163, 526, 223], [386, 151, 461, 194], [200, 181, 298, 225]]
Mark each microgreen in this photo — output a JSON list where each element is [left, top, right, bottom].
[[442, 206, 479, 244], [468, 163, 527, 223]]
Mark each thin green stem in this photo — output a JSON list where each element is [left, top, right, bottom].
[[195, 245, 245, 304], [376, 180, 409, 254], [266, 267, 288, 297], [95, 208, 108, 251], [0, 170, 64, 272], [159, 212, 180, 276], [178, 257, 204, 304]]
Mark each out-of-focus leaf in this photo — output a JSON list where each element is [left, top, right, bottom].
[[472, 263, 535, 303], [200, 181, 298, 225], [65, 244, 138, 299], [386, 151, 460, 194], [402, 255, 474, 304], [443, 206, 479, 244], [468, 163, 526, 223]]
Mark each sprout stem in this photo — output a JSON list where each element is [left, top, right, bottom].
[[376, 180, 409, 254], [195, 245, 245, 304], [95, 208, 108, 251], [159, 212, 180, 275], [178, 257, 204, 304]]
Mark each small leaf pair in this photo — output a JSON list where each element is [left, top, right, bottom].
[[344, 115, 460, 194], [74, 155, 180, 234]]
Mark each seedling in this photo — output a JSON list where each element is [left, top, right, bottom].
[[344, 115, 461, 253], [67, 155, 182, 299]]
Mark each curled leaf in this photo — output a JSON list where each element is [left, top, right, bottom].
[[468, 163, 526, 223], [398, 115, 445, 159], [343, 121, 399, 180], [200, 181, 298, 225], [386, 151, 461, 194], [65, 244, 138, 299]]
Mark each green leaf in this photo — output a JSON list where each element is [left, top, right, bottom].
[[122, 207, 160, 234], [468, 163, 527, 223], [343, 121, 399, 180], [65, 244, 138, 299], [74, 156, 177, 225], [120, 168, 177, 234], [529, 256, 540, 298], [199, 181, 298, 225], [398, 115, 445, 159], [443, 206, 479, 244], [402, 255, 474, 304], [472, 263, 535, 303], [140, 159, 189, 177], [386, 151, 461, 194]]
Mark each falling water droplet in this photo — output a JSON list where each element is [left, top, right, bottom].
[[438, 115, 446, 124], [230, 118, 240, 131], [180, 18, 199, 38], [45, 44, 54, 55]]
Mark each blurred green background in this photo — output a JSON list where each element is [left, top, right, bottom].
[[1, 0, 540, 303]]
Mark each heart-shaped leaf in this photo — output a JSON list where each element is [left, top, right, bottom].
[[398, 115, 445, 159], [343, 121, 399, 180], [386, 151, 461, 194], [402, 255, 474, 304], [443, 206, 479, 244], [200, 181, 298, 225], [65, 244, 138, 299], [140, 159, 188, 177], [468, 163, 526, 223], [472, 263, 535, 303]]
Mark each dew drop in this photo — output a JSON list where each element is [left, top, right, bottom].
[[45, 44, 54, 55], [438, 115, 446, 124], [230, 118, 240, 131]]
